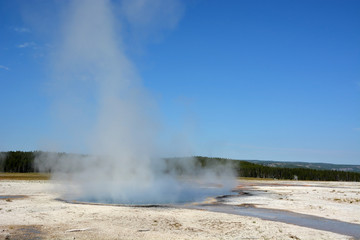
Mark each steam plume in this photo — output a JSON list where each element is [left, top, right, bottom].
[[38, 0, 235, 204]]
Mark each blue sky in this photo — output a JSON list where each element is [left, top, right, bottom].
[[0, 0, 359, 164]]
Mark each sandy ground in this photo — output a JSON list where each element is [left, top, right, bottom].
[[228, 180, 360, 224], [0, 179, 359, 240]]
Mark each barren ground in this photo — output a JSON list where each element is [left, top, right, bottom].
[[1, 179, 359, 239]]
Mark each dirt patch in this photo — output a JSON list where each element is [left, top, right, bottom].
[[330, 198, 360, 204], [237, 203, 257, 208], [1, 225, 44, 240], [0, 173, 50, 181], [0, 195, 27, 201]]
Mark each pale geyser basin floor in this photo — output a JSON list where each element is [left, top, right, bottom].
[[1, 179, 359, 239]]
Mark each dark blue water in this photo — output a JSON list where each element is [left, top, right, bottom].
[[67, 186, 233, 205]]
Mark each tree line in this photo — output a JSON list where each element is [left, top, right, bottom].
[[1, 151, 360, 181], [0, 151, 37, 172]]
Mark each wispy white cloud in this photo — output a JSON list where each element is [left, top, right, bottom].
[[14, 27, 31, 33], [120, 0, 184, 46], [0, 65, 9, 71], [354, 128, 360, 132], [17, 42, 36, 48], [121, 0, 184, 30]]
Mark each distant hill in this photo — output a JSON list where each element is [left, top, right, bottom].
[[246, 160, 360, 173]]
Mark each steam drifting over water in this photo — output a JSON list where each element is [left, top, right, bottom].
[[37, 0, 236, 204]]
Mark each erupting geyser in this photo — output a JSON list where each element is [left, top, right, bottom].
[[36, 0, 236, 204]]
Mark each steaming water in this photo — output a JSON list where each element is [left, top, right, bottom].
[[37, 0, 236, 204], [70, 183, 232, 205]]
